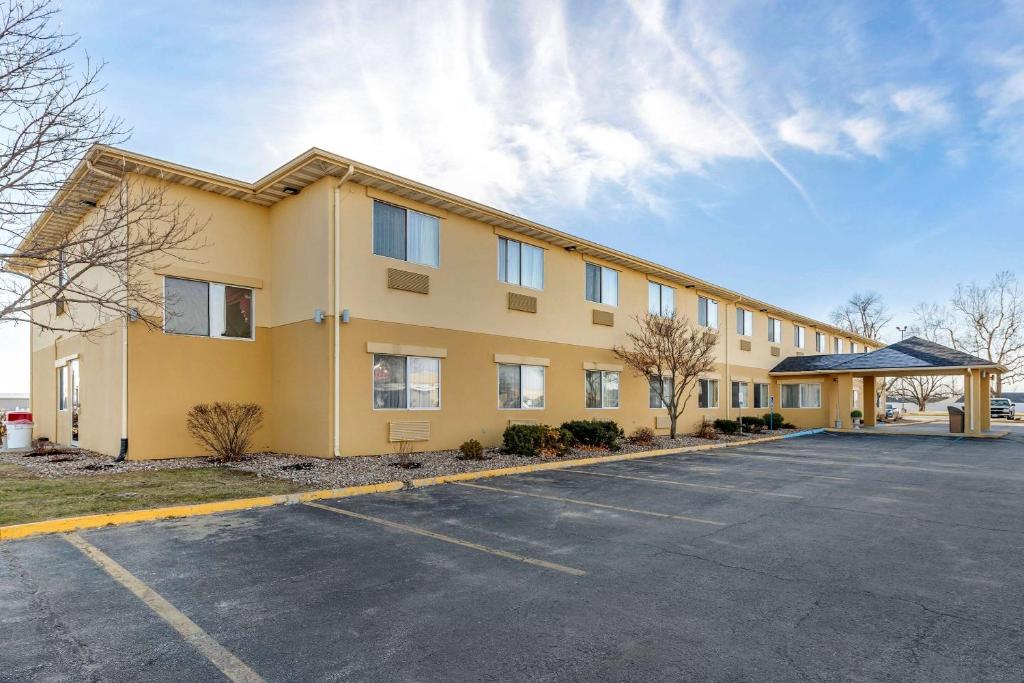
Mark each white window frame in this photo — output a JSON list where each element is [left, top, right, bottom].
[[585, 263, 618, 306], [498, 236, 544, 290], [698, 296, 719, 330], [794, 325, 805, 349], [851, 342, 858, 353], [698, 378, 719, 409], [768, 317, 782, 343], [649, 375, 673, 409], [371, 199, 441, 269], [57, 365, 68, 411], [497, 364, 546, 410], [648, 282, 675, 317], [754, 383, 771, 409], [731, 381, 749, 409], [834, 338, 844, 354], [736, 307, 753, 336], [816, 331, 826, 353], [162, 276, 256, 342], [781, 382, 822, 409], [371, 354, 441, 411], [585, 370, 620, 409]]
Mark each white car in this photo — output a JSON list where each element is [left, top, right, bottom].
[[885, 403, 902, 420]]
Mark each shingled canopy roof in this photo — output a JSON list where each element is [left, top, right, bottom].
[[771, 336, 1005, 376]]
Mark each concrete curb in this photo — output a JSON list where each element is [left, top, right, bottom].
[[0, 430, 815, 542], [824, 428, 1009, 440]]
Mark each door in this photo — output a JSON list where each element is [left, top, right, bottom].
[[69, 359, 80, 446]]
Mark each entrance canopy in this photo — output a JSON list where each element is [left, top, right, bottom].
[[770, 336, 1006, 435]]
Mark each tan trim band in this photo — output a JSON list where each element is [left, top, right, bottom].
[[583, 362, 623, 372], [367, 342, 447, 358], [54, 353, 79, 368], [494, 353, 550, 367], [157, 267, 264, 290]]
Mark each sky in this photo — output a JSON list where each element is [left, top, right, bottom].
[[3, 0, 1024, 393]]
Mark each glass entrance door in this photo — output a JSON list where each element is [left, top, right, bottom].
[[69, 359, 80, 445]]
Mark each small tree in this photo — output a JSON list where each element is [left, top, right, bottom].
[[186, 402, 264, 462], [614, 313, 718, 439]]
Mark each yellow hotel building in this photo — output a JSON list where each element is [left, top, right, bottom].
[[24, 145, 882, 460]]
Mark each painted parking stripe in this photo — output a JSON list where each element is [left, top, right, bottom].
[[456, 482, 725, 526], [64, 533, 264, 683], [303, 502, 586, 577], [715, 452, 978, 474], [564, 469, 803, 499]]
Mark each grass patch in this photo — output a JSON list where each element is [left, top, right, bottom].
[[0, 463, 306, 526]]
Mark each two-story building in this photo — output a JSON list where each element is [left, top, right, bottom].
[[22, 145, 880, 459]]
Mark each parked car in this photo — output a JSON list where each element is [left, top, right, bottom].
[[885, 403, 902, 420], [991, 398, 1016, 420]]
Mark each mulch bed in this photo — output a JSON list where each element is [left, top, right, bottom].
[[0, 429, 799, 488]]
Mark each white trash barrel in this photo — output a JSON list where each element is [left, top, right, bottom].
[[5, 419, 33, 449]]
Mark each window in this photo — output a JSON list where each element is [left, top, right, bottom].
[[853, 389, 860, 407], [648, 282, 675, 317], [57, 247, 68, 288], [164, 277, 254, 340], [585, 263, 618, 305], [372, 200, 439, 267], [731, 381, 749, 409], [754, 383, 770, 409], [57, 365, 68, 411], [372, 354, 440, 409], [585, 370, 620, 409], [698, 297, 719, 329], [736, 307, 753, 336], [498, 237, 543, 290], [781, 383, 821, 409], [815, 332, 826, 352], [498, 364, 545, 409], [649, 376, 673, 408], [851, 342, 858, 353], [794, 325, 805, 349], [768, 317, 782, 343], [698, 379, 719, 409], [833, 338, 843, 354]]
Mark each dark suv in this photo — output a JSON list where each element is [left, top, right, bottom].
[[991, 398, 1016, 420]]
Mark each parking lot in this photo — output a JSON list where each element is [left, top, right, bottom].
[[3, 432, 1024, 681]]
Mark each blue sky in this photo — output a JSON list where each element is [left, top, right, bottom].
[[3, 0, 1023, 393]]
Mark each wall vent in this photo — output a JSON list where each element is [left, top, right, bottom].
[[388, 421, 431, 442], [739, 339, 752, 352], [507, 292, 537, 313], [655, 415, 671, 429], [592, 309, 614, 326], [770, 346, 781, 357], [508, 419, 540, 427], [387, 268, 429, 294]]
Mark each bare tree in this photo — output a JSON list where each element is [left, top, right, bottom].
[[613, 313, 718, 439], [0, 0, 203, 333], [950, 271, 1023, 394], [830, 292, 891, 340], [911, 272, 1024, 394], [890, 376, 955, 412]]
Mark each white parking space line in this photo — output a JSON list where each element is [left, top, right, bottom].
[[304, 502, 587, 577], [456, 482, 726, 526], [64, 533, 265, 683], [564, 470, 803, 499]]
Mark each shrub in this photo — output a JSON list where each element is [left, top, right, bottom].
[[186, 402, 264, 462], [851, 409, 863, 419], [502, 424, 547, 457], [458, 439, 485, 460], [542, 427, 574, 456], [560, 419, 624, 450], [739, 416, 765, 433], [713, 419, 740, 435], [762, 413, 787, 430], [629, 426, 656, 445], [693, 419, 718, 440]]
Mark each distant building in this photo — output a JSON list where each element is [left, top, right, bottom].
[[0, 393, 30, 414]]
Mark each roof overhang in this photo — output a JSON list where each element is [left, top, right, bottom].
[[13, 144, 879, 346], [771, 364, 1007, 378]]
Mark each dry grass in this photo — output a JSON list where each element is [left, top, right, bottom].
[[0, 463, 305, 526]]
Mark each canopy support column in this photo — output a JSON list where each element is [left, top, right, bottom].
[[980, 371, 991, 432], [862, 376, 877, 427], [965, 369, 981, 435]]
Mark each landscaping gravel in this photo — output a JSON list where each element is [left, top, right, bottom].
[[0, 428, 799, 488]]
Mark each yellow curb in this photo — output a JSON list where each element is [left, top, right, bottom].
[[0, 481, 404, 542], [0, 431, 806, 542], [825, 428, 1009, 440]]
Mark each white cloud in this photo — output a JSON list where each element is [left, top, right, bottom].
[[841, 116, 888, 157], [978, 46, 1024, 159], [776, 110, 842, 155]]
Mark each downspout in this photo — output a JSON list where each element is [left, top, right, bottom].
[[332, 165, 355, 459], [88, 159, 130, 461]]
